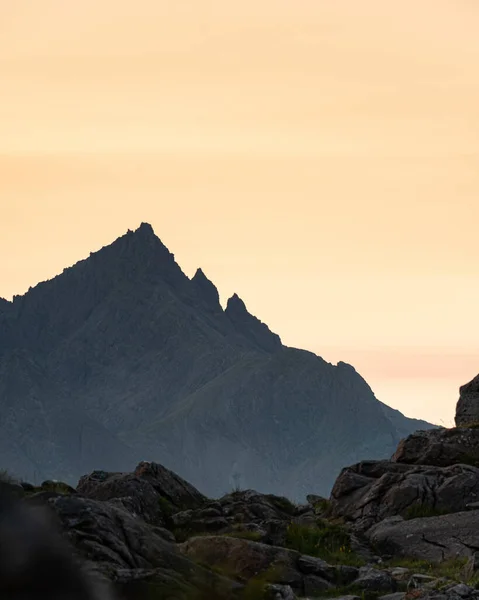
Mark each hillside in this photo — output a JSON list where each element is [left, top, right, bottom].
[[0, 223, 433, 498]]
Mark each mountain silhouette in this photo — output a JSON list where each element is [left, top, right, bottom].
[[0, 223, 433, 498]]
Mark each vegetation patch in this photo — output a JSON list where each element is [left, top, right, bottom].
[[386, 557, 469, 582], [285, 520, 364, 566], [224, 530, 263, 542]]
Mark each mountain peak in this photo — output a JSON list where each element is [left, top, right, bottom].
[[226, 293, 247, 313], [132, 222, 155, 237], [225, 294, 282, 353], [191, 268, 221, 310]]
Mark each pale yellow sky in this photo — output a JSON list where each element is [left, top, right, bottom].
[[1, 0, 478, 426]]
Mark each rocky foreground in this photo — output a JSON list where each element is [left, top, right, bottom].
[[2, 426, 479, 597], [3, 377, 479, 600]]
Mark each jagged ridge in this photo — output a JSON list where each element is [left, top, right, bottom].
[[0, 223, 434, 498]]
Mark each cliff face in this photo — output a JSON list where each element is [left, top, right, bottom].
[[0, 223, 434, 498]]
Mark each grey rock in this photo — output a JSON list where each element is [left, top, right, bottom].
[[336, 565, 361, 585], [76, 461, 205, 526], [266, 584, 297, 600], [393, 427, 479, 469], [379, 594, 406, 600], [173, 489, 296, 544], [446, 584, 478, 598], [179, 535, 303, 590], [297, 555, 336, 580], [47, 494, 241, 599], [409, 574, 438, 588], [456, 375, 479, 427], [389, 567, 411, 581], [354, 567, 397, 592], [302, 574, 333, 595], [330, 460, 479, 531], [368, 509, 479, 562]]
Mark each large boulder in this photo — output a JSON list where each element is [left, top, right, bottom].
[[180, 535, 303, 590], [456, 375, 479, 427], [76, 461, 207, 525], [392, 428, 479, 468], [179, 534, 362, 596], [368, 510, 479, 563], [44, 494, 241, 599], [330, 460, 479, 531]]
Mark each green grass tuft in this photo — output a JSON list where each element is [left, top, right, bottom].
[[285, 520, 364, 566]]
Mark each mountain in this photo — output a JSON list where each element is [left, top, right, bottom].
[[0, 223, 434, 498]]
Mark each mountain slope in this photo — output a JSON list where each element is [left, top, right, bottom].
[[0, 223, 434, 498]]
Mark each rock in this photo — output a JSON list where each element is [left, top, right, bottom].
[[46, 494, 240, 599], [368, 509, 479, 562], [133, 461, 207, 509], [303, 574, 333, 595], [446, 584, 478, 598], [336, 565, 361, 585], [0, 487, 116, 599], [76, 471, 167, 525], [266, 583, 297, 600], [408, 574, 438, 588], [380, 594, 406, 600], [296, 555, 337, 580], [393, 428, 479, 469], [330, 460, 479, 531], [172, 489, 296, 544], [389, 567, 411, 581], [76, 461, 206, 526], [41, 479, 77, 494], [354, 567, 397, 592], [456, 375, 479, 427], [179, 535, 303, 590]]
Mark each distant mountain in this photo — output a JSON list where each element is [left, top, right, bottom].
[[0, 223, 434, 498]]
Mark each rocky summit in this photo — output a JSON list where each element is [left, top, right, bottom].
[[0, 223, 433, 498]]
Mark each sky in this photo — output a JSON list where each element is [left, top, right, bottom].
[[1, 0, 478, 426]]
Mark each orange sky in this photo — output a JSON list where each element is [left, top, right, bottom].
[[1, 0, 478, 426]]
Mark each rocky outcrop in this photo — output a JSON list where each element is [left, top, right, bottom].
[[330, 460, 479, 531], [76, 461, 206, 528], [456, 375, 479, 427], [34, 492, 241, 599], [392, 427, 479, 468], [172, 489, 298, 544]]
